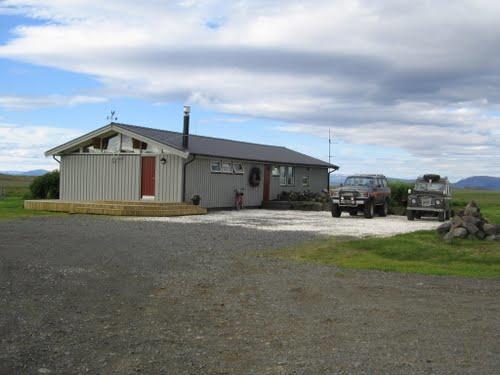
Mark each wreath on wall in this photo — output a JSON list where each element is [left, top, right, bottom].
[[249, 167, 261, 187]]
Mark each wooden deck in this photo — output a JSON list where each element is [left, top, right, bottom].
[[24, 200, 207, 217]]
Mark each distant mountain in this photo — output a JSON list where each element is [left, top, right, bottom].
[[1, 169, 49, 176], [453, 176, 500, 190], [329, 173, 348, 186], [329, 174, 414, 186]]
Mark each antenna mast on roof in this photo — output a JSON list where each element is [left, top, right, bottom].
[[328, 128, 332, 165], [107, 110, 118, 122]]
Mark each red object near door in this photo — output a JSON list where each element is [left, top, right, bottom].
[[141, 156, 156, 197], [263, 165, 271, 201]]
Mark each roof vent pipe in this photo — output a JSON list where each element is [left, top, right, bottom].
[[183, 105, 190, 149]]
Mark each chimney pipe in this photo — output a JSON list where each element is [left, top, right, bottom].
[[183, 105, 190, 149]]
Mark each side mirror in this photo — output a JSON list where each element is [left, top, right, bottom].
[[408, 188, 412, 194]]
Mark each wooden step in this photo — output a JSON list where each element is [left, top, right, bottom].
[[24, 200, 207, 217]]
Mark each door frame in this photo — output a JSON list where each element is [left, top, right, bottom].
[[140, 155, 156, 199]]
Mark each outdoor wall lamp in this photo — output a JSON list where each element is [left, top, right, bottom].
[[160, 157, 167, 165]]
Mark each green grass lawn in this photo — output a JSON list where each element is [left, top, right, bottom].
[[453, 189, 500, 223], [0, 196, 61, 220], [0, 174, 59, 220], [274, 189, 500, 279]]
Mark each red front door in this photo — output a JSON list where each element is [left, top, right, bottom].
[[263, 165, 271, 201], [141, 156, 156, 197]]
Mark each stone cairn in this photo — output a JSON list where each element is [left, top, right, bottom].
[[437, 201, 500, 242]]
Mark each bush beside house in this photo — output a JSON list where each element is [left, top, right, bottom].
[[29, 171, 60, 199]]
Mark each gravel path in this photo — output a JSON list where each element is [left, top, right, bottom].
[[0, 215, 498, 374], [124, 209, 441, 237]]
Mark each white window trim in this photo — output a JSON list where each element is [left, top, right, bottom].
[[279, 165, 295, 186], [233, 163, 244, 174], [221, 161, 233, 174], [210, 160, 222, 173]]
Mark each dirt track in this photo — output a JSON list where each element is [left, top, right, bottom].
[[0, 215, 498, 374]]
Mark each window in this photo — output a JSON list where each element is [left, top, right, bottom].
[[233, 163, 244, 174], [210, 160, 222, 173], [222, 162, 233, 173], [302, 176, 310, 186], [271, 166, 280, 177], [121, 135, 134, 152], [280, 166, 295, 186]]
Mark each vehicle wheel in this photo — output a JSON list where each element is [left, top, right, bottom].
[[438, 211, 445, 222], [363, 200, 374, 219], [349, 210, 358, 216], [407, 209, 415, 221], [379, 200, 389, 217], [331, 204, 341, 217]]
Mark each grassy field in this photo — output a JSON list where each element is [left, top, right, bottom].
[[275, 189, 500, 278], [0, 174, 59, 219], [453, 189, 500, 223]]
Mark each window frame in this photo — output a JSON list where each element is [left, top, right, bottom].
[[210, 160, 222, 173], [221, 161, 233, 174], [233, 163, 244, 174], [302, 175, 310, 187], [279, 165, 295, 186]]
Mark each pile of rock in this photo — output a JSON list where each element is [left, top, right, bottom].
[[437, 201, 500, 242]]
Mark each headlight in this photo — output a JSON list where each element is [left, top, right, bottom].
[[435, 199, 441, 205], [411, 198, 417, 204]]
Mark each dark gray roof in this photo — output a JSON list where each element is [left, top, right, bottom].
[[114, 123, 338, 169]]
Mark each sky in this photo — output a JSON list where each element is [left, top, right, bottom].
[[0, 0, 499, 181]]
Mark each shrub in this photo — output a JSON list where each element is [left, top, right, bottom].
[[29, 170, 60, 199], [389, 181, 413, 208]]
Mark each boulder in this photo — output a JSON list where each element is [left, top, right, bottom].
[[464, 201, 480, 217], [485, 235, 500, 242], [462, 215, 481, 226], [456, 209, 465, 217], [451, 216, 464, 227], [451, 227, 468, 239], [483, 223, 500, 236], [475, 231, 486, 240], [463, 222, 479, 235], [436, 222, 452, 235]]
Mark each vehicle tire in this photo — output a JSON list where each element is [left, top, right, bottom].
[[438, 211, 445, 222], [349, 210, 358, 216], [364, 200, 374, 219], [379, 200, 389, 217], [407, 209, 415, 221], [331, 204, 341, 218]]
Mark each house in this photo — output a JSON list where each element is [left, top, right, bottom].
[[45, 107, 338, 208]]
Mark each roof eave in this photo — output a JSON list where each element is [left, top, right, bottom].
[[45, 123, 189, 158]]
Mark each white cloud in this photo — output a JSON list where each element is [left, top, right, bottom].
[[0, 95, 107, 110], [0, 0, 499, 177], [0, 123, 80, 170]]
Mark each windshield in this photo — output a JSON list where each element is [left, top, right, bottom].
[[344, 177, 374, 187], [414, 182, 445, 192]]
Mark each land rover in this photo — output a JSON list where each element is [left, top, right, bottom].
[[407, 174, 452, 222]]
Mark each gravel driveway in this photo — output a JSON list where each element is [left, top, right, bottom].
[[0, 215, 498, 374], [124, 209, 441, 237]]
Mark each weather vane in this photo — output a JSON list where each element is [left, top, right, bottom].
[[107, 110, 118, 122]]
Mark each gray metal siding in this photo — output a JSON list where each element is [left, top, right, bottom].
[[60, 153, 183, 202], [185, 157, 328, 208], [185, 158, 264, 208], [155, 154, 183, 202], [269, 166, 328, 200], [60, 154, 141, 201]]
